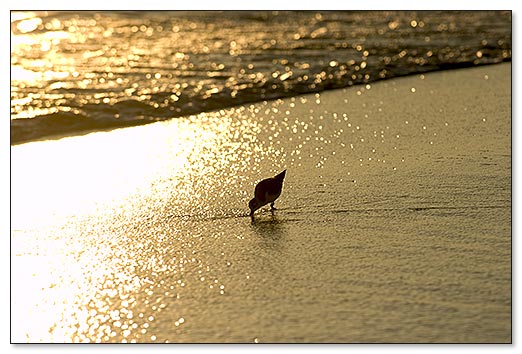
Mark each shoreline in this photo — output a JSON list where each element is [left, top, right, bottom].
[[11, 62, 511, 343], [10, 60, 511, 146]]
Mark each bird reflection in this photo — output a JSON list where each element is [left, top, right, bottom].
[[250, 213, 284, 247], [250, 212, 281, 225]]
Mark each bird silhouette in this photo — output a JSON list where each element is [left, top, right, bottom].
[[249, 170, 286, 217]]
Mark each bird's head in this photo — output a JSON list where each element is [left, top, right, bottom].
[[248, 198, 259, 216]]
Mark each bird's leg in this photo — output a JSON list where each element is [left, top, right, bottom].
[[270, 202, 276, 211]]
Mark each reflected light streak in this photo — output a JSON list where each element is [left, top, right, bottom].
[[12, 112, 252, 342], [12, 92, 343, 341]]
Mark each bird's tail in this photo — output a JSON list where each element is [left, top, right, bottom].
[[275, 169, 286, 181]]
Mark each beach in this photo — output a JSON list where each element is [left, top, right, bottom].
[[11, 62, 511, 343]]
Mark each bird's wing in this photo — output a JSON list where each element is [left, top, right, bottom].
[[254, 178, 273, 203]]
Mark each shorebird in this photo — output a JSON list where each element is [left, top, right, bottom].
[[249, 170, 286, 217]]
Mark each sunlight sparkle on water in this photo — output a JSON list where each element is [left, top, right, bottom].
[[12, 85, 357, 340], [11, 109, 267, 342]]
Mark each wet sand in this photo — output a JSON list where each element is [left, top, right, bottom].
[[11, 63, 511, 343]]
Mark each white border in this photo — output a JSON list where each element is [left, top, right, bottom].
[[3, 0, 519, 10]]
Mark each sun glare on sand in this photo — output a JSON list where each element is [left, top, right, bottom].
[[11, 111, 258, 342]]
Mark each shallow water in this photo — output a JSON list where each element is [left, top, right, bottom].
[[10, 10, 511, 143], [11, 63, 510, 343]]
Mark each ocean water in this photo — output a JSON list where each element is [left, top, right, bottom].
[[10, 10, 511, 144]]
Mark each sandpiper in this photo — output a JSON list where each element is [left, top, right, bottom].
[[249, 170, 286, 216]]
